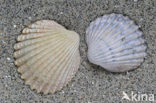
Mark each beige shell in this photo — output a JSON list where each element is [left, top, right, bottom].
[[14, 20, 80, 94]]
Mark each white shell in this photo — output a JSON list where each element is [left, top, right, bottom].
[[14, 20, 80, 94], [86, 14, 147, 72]]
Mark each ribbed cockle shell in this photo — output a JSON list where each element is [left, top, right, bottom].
[[86, 14, 147, 72], [14, 20, 80, 94]]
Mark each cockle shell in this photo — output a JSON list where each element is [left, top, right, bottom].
[[86, 14, 147, 72], [14, 20, 80, 94]]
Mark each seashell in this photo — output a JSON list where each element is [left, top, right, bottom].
[[14, 20, 80, 94], [86, 14, 147, 72]]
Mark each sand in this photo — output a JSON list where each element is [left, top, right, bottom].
[[0, 0, 156, 102]]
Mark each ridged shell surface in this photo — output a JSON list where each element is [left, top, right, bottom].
[[86, 14, 147, 72], [14, 20, 80, 94]]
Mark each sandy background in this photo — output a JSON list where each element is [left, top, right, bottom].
[[0, 0, 156, 103]]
